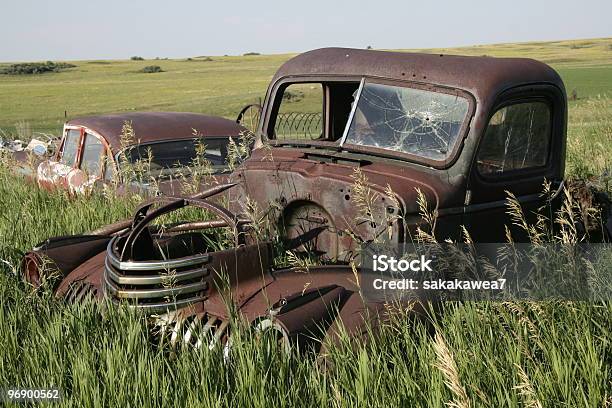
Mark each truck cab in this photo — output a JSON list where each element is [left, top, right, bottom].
[[231, 47, 567, 258]]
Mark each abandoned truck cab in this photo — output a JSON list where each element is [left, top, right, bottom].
[[231, 47, 567, 258]]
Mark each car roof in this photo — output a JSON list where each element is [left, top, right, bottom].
[[271, 47, 565, 101], [66, 112, 245, 151]]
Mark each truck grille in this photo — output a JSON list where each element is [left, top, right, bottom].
[[103, 237, 210, 313], [153, 312, 229, 350]]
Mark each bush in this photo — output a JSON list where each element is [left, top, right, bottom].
[[139, 65, 163, 73], [1, 61, 76, 75], [282, 90, 304, 102], [243, 52, 261, 56], [131, 56, 144, 61]]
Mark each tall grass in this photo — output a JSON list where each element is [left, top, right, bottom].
[[0, 158, 137, 270], [566, 95, 612, 180], [0, 271, 609, 407], [0, 153, 610, 407]]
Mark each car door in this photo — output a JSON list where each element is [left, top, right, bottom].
[[37, 128, 82, 190], [68, 132, 108, 193], [463, 85, 566, 242]]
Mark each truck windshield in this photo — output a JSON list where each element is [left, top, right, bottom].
[[342, 82, 470, 161]]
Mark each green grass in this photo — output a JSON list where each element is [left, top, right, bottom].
[[1, 270, 610, 407], [0, 55, 279, 134], [1, 37, 610, 176], [0, 38, 611, 407]]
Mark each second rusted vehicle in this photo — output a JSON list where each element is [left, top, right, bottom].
[[25, 48, 596, 352], [37, 112, 247, 195]]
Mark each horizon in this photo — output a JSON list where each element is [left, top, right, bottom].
[[1, 36, 611, 63], [1, 0, 611, 62]]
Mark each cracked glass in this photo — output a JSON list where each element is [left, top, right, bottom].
[[343, 82, 469, 161], [477, 102, 551, 176]]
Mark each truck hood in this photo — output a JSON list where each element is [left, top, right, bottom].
[[225, 147, 465, 260], [234, 146, 464, 214]]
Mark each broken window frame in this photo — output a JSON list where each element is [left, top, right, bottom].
[[272, 82, 326, 141], [58, 128, 82, 167], [263, 75, 475, 169], [263, 76, 363, 149], [340, 78, 475, 168], [60, 125, 114, 179]]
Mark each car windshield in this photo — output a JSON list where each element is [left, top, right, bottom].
[[343, 82, 470, 161], [123, 138, 228, 171]]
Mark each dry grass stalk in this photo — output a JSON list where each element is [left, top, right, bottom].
[[513, 363, 543, 408], [433, 332, 471, 408]]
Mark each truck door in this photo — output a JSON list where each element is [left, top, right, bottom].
[[463, 86, 566, 242]]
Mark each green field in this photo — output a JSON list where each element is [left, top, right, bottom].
[[1, 37, 611, 176], [0, 38, 611, 407]]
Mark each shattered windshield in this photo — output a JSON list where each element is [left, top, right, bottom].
[[343, 82, 470, 161]]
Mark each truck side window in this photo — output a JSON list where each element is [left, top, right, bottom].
[[59, 130, 81, 167], [80, 133, 105, 177], [476, 102, 551, 176], [274, 84, 323, 140]]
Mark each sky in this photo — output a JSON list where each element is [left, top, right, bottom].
[[1, 0, 611, 62]]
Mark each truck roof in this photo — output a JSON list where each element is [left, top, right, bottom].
[[272, 47, 565, 100], [66, 112, 245, 151]]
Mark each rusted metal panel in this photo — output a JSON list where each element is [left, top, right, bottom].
[[21, 188, 414, 352], [267, 47, 564, 106]]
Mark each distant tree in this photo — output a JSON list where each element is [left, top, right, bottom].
[[131, 56, 144, 61], [1, 61, 75, 75], [139, 65, 163, 73], [366, 45, 373, 50], [243, 52, 261, 56]]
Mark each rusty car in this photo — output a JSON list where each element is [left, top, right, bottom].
[[36, 112, 248, 195], [23, 48, 611, 353]]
